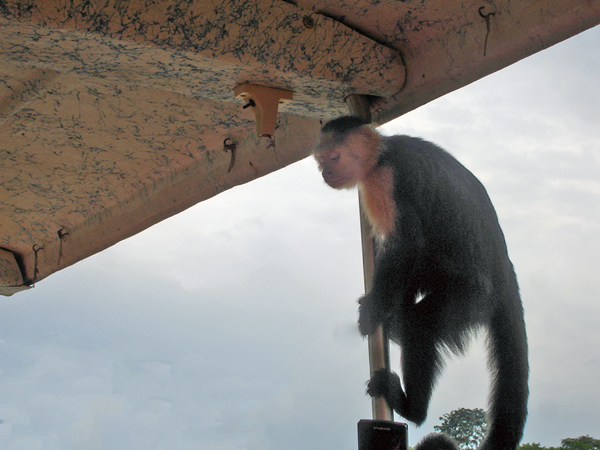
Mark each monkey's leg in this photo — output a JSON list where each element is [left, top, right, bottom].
[[368, 293, 446, 425]]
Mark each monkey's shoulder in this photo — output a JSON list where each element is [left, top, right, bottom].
[[379, 135, 485, 196], [377, 135, 499, 231], [377, 135, 450, 198], [379, 135, 457, 170]]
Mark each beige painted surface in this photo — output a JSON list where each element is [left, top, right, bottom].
[[1, 0, 599, 294]]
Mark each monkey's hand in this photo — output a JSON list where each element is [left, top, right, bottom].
[[358, 294, 380, 336], [366, 369, 403, 413], [358, 293, 393, 335]]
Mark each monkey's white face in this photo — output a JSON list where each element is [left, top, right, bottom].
[[313, 132, 364, 190]]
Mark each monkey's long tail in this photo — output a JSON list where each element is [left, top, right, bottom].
[[479, 283, 529, 450], [414, 277, 528, 450]]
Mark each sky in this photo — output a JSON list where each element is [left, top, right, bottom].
[[0, 24, 599, 450]]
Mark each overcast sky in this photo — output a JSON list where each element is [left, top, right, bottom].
[[1, 24, 599, 450]]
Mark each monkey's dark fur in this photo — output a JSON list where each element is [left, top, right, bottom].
[[315, 116, 528, 450]]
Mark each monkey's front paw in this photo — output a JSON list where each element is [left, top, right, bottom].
[[358, 295, 380, 336], [366, 369, 401, 401]]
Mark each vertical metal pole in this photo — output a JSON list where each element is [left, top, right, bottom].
[[359, 202, 394, 421], [346, 95, 394, 422]]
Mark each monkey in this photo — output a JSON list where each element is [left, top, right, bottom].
[[313, 116, 528, 450]]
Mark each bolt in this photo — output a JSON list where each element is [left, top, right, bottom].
[[302, 15, 315, 29]]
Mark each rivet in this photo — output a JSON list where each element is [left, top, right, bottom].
[[302, 15, 315, 29]]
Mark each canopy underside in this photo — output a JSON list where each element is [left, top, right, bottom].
[[1, 0, 599, 295]]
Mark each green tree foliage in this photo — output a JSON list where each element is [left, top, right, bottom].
[[433, 408, 488, 450], [518, 435, 600, 450], [435, 409, 599, 450], [561, 436, 600, 450], [518, 443, 558, 450]]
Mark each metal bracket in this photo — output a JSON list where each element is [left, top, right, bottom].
[[234, 84, 293, 138]]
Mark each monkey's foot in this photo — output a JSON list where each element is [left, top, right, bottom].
[[366, 369, 401, 402]]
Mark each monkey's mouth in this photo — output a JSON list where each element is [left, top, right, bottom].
[[322, 173, 347, 189]]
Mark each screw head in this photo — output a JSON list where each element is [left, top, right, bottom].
[[302, 15, 315, 29]]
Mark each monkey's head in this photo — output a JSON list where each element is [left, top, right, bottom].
[[313, 116, 381, 189]]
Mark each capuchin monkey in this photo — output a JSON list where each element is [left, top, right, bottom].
[[314, 116, 528, 450]]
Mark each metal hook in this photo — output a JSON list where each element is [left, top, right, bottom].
[[223, 138, 236, 172], [478, 6, 496, 57]]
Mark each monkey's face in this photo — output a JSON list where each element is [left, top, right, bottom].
[[313, 131, 365, 190]]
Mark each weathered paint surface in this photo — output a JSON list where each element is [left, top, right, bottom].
[[0, 0, 406, 294], [0, 68, 322, 291], [297, 0, 600, 122], [0, 0, 405, 114], [1, 0, 599, 294]]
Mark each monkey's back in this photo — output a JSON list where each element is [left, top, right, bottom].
[[379, 135, 513, 298]]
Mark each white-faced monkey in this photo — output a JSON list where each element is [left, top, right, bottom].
[[314, 116, 528, 450]]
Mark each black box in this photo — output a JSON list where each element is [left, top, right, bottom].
[[358, 419, 408, 450]]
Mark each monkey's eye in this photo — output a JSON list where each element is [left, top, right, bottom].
[[316, 154, 336, 164], [323, 152, 340, 164]]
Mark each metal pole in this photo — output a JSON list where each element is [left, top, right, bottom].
[[346, 95, 393, 421], [359, 201, 394, 421]]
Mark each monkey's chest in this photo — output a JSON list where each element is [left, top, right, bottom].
[[359, 167, 397, 240]]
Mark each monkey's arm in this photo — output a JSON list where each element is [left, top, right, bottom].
[[358, 202, 425, 336]]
